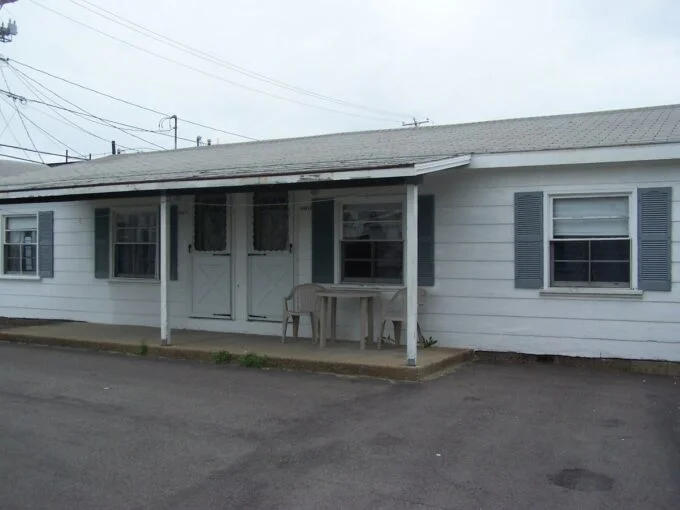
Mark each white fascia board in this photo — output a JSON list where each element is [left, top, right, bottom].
[[468, 142, 680, 169], [413, 154, 472, 175]]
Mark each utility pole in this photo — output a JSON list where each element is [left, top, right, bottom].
[[160, 114, 178, 149], [402, 117, 431, 128]]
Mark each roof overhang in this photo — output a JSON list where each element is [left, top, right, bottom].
[[0, 155, 471, 202], [469, 142, 680, 169]]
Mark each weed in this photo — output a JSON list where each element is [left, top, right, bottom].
[[238, 353, 267, 368], [212, 350, 233, 365], [137, 342, 148, 356], [421, 336, 438, 349]]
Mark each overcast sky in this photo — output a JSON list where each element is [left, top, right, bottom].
[[0, 0, 678, 163]]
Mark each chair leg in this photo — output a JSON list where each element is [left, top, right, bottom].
[[281, 313, 289, 343], [292, 316, 300, 338], [310, 312, 317, 344], [378, 320, 386, 349], [393, 321, 402, 346]]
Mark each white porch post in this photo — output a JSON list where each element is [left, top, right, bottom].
[[160, 194, 171, 346], [405, 182, 418, 366]]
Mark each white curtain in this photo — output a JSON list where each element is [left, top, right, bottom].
[[553, 197, 629, 237]]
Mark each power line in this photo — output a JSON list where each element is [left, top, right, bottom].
[[8, 65, 214, 149], [29, 0, 402, 124], [0, 152, 42, 164], [8, 58, 259, 142], [4, 67, 167, 150], [0, 142, 89, 160], [0, 67, 44, 163], [5, 64, 138, 152], [65, 0, 415, 120]]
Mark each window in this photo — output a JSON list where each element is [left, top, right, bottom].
[[550, 196, 631, 288], [252, 191, 289, 252], [113, 210, 157, 279], [3, 215, 38, 276], [340, 202, 403, 284]]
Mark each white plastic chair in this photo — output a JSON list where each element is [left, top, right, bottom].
[[378, 288, 428, 348], [282, 284, 325, 343]]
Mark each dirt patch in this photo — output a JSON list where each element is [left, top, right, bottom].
[[0, 317, 67, 330]]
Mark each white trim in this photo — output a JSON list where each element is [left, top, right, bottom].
[[0, 212, 39, 278], [469, 142, 680, 169], [544, 189, 637, 290], [539, 288, 643, 299], [0, 156, 472, 201], [0, 275, 41, 281]]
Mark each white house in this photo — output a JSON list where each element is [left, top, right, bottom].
[[0, 104, 678, 364]]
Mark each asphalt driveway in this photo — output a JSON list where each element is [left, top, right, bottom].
[[0, 342, 678, 509]]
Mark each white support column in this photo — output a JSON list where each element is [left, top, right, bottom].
[[160, 194, 171, 346], [405, 183, 418, 366]]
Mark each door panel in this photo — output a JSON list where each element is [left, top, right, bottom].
[[248, 191, 294, 321], [192, 194, 232, 318]]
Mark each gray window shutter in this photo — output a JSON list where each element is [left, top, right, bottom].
[[514, 191, 544, 289], [638, 187, 672, 291], [94, 208, 110, 279], [38, 211, 54, 278], [312, 199, 334, 283], [418, 195, 435, 286], [170, 205, 178, 281]]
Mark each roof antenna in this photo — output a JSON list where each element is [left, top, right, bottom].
[[402, 117, 431, 128]]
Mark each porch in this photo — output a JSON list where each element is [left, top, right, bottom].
[[0, 322, 473, 381]]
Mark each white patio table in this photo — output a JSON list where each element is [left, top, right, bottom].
[[317, 289, 381, 350]]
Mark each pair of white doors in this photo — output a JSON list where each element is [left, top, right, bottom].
[[190, 192, 293, 321]]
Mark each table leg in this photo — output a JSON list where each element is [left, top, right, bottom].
[[331, 297, 337, 341], [360, 297, 368, 350], [367, 297, 374, 347], [319, 296, 327, 348]]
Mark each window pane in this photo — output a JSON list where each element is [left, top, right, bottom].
[[342, 241, 372, 260], [552, 240, 588, 261], [194, 194, 227, 252], [553, 197, 628, 237], [553, 197, 628, 218], [22, 245, 36, 274], [591, 239, 630, 261], [343, 260, 372, 280], [553, 217, 628, 237], [553, 262, 589, 282], [5, 230, 36, 244], [6, 216, 37, 230], [375, 242, 403, 282], [591, 262, 630, 284], [115, 245, 156, 279], [253, 192, 288, 252], [3, 245, 21, 274], [342, 203, 402, 241]]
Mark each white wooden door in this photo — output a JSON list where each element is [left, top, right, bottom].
[[191, 194, 232, 318], [248, 191, 294, 322]]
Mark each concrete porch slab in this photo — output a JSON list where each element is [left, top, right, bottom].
[[0, 322, 472, 381]]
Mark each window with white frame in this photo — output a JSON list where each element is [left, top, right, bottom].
[[113, 210, 158, 279], [340, 201, 403, 283], [3, 215, 38, 276], [550, 195, 631, 287]]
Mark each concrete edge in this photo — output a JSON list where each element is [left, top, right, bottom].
[[474, 351, 680, 377], [0, 332, 471, 382]]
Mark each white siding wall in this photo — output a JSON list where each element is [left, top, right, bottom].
[[1, 161, 679, 361], [420, 162, 680, 361]]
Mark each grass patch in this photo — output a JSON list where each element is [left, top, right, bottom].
[[238, 353, 267, 369], [212, 350, 233, 365], [137, 342, 148, 356]]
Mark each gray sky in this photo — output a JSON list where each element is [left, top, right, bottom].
[[0, 0, 678, 163]]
